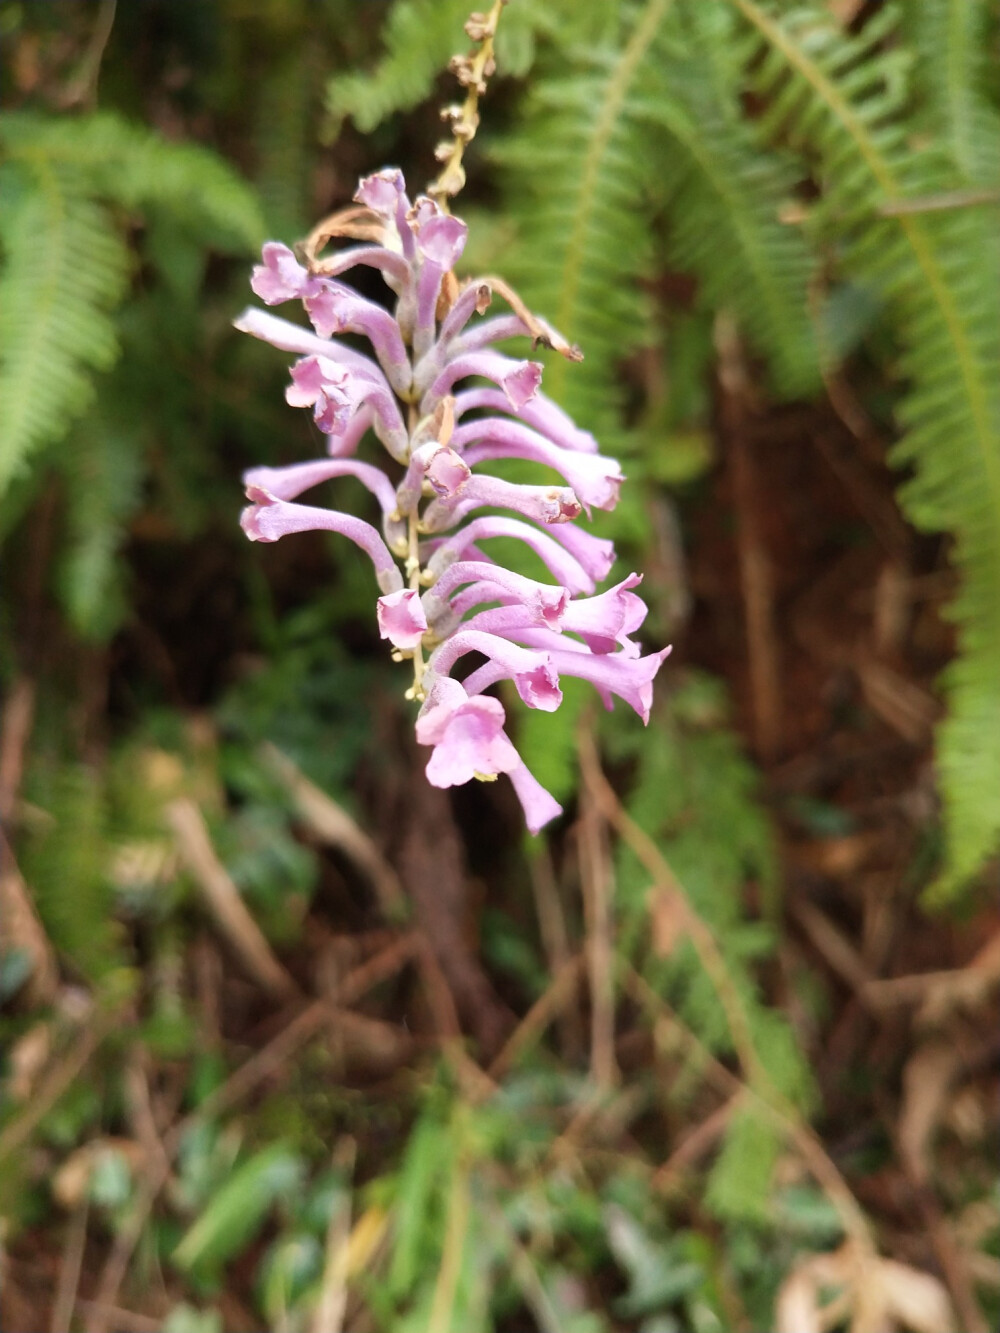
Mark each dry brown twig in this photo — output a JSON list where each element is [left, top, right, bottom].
[[166, 796, 298, 1001], [487, 953, 585, 1083], [310, 1139, 357, 1333], [577, 723, 772, 1095], [259, 743, 407, 920], [50, 1198, 90, 1333], [578, 767, 618, 1090], [428, 0, 507, 208], [715, 313, 783, 763]]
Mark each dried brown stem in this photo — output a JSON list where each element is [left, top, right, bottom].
[[166, 796, 298, 1001], [260, 743, 407, 920], [427, 1, 507, 208], [578, 767, 618, 1090]]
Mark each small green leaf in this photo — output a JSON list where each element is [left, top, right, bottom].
[[173, 1143, 304, 1277]]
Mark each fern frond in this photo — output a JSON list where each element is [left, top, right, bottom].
[[255, 50, 313, 237], [0, 160, 127, 493], [728, 0, 1000, 895], [56, 403, 143, 641], [0, 111, 263, 497], [495, 1, 671, 450], [907, 0, 1000, 184], [0, 112, 265, 250], [22, 765, 124, 983], [637, 14, 821, 396], [324, 0, 549, 136]]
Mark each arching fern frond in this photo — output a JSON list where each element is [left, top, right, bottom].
[[494, 0, 672, 453], [728, 0, 1000, 897], [0, 111, 263, 498], [637, 11, 821, 396], [0, 112, 266, 250], [0, 160, 127, 494], [907, 0, 1000, 184], [56, 401, 143, 642]]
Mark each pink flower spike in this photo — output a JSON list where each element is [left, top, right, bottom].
[[416, 691, 520, 787], [377, 589, 428, 651], [559, 573, 648, 654], [251, 242, 311, 305], [509, 762, 563, 834]]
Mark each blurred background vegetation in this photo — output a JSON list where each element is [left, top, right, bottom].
[[1, 1, 998, 1330]]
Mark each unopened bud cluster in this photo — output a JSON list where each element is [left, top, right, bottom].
[[236, 170, 669, 831]]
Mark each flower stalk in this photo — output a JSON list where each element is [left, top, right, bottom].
[[428, 0, 508, 210]]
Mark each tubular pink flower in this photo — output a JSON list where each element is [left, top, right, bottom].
[[453, 387, 600, 455], [437, 281, 493, 345], [354, 169, 416, 261], [326, 403, 374, 458], [413, 214, 469, 359], [285, 356, 354, 435], [234, 309, 409, 460], [235, 307, 384, 380], [243, 459, 400, 521], [509, 762, 564, 834], [426, 630, 561, 714], [425, 516, 601, 596], [240, 486, 403, 594], [452, 418, 624, 512], [512, 632, 672, 724], [417, 692, 520, 788], [377, 589, 428, 651], [237, 170, 668, 832], [396, 443, 471, 515], [307, 243, 410, 287], [304, 282, 411, 395], [421, 352, 543, 412], [251, 242, 312, 305], [428, 629, 549, 682], [421, 476, 582, 531], [425, 560, 568, 629], [545, 522, 616, 584], [557, 573, 647, 654]]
